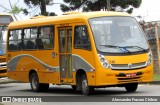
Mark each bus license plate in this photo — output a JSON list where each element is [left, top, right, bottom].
[[126, 73, 136, 77]]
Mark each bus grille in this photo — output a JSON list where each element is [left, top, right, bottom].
[[117, 77, 141, 80], [111, 62, 146, 70], [116, 72, 143, 82]]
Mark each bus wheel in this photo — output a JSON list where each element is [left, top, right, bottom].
[[81, 74, 94, 95], [30, 73, 49, 92], [125, 83, 138, 92]]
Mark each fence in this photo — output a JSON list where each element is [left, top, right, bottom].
[[144, 21, 160, 74]]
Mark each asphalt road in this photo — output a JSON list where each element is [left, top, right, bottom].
[[0, 83, 159, 105]]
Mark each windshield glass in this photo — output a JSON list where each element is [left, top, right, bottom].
[[89, 17, 149, 53], [0, 15, 13, 25], [0, 25, 7, 55]]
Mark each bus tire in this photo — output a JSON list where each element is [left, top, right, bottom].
[[81, 74, 94, 95], [30, 73, 49, 92], [125, 83, 138, 92]]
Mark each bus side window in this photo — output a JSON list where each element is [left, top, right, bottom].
[[74, 27, 82, 48], [24, 28, 37, 50], [18, 41, 25, 50], [18, 31, 25, 50], [74, 26, 91, 50], [35, 39, 44, 49], [8, 29, 21, 51], [38, 26, 54, 49], [26, 40, 35, 49]]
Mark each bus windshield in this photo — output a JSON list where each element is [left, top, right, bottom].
[[0, 25, 7, 55], [0, 15, 13, 55], [0, 15, 13, 25], [89, 17, 149, 53]]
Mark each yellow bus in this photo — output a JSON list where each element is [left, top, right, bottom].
[[0, 13, 13, 78], [6, 11, 153, 95]]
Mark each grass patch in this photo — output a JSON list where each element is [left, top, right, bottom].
[[154, 74, 160, 81]]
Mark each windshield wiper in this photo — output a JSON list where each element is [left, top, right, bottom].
[[124, 46, 147, 52], [100, 45, 131, 53]]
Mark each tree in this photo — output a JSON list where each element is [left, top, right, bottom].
[[0, 0, 23, 20], [61, 0, 142, 14], [24, 0, 56, 16]]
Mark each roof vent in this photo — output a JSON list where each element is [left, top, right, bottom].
[[31, 16, 46, 19], [63, 12, 80, 15]]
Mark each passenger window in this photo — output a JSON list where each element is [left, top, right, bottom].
[[38, 26, 54, 49], [67, 29, 72, 52], [74, 26, 91, 50], [59, 30, 65, 52], [8, 29, 22, 51], [24, 28, 37, 50]]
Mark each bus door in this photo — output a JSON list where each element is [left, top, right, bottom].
[[58, 27, 73, 83]]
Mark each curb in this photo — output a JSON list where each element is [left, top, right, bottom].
[[148, 81, 160, 85], [140, 81, 160, 85]]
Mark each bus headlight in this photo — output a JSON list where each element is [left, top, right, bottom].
[[147, 51, 152, 65], [98, 54, 110, 68]]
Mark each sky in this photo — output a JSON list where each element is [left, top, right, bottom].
[[0, 0, 64, 20], [0, 0, 160, 22], [132, 0, 160, 22]]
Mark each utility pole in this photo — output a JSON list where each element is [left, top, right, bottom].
[[107, 0, 111, 11]]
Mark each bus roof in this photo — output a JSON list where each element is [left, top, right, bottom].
[[8, 11, 131, 28]]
